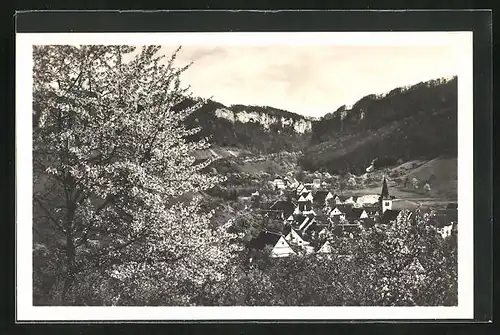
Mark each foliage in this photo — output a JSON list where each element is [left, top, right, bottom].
[[32, 45, 241, 305], [217, 210, 457, 306]]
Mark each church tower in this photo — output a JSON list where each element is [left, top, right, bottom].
[[379, 177, 392, 213]]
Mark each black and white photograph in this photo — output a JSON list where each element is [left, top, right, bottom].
[[16, 29, 475, 321]]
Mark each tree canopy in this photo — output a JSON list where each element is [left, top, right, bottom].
[[33, 45, 241, 305]]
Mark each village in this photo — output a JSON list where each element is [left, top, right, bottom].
[[244, 174, 458, 260]]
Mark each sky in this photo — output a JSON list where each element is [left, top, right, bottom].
[[154, 44, 461, 118]]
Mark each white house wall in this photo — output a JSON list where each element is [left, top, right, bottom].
[[271, 237, 295, 257]]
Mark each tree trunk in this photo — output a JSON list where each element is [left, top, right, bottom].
[[61, 200, 77, 305]]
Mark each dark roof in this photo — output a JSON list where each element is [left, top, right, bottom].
[[315, 215, 329, 224], [362, 217, 376, 229], [380, 209, 401, 223], [269, 200, 295, 216], [344, 207, 366, 219], [364, 205, 380, 213], [381, 177, 390, 199], [331, 204, 352, 212], [313, 191, 331, 203], [434, 209, 458, 228], [299, 192, 312, 200], [446, 203, 458, 210], [283, 225, 307, 240], [247, 231, 283, 250], [338, 195, 349, 202], [291, 214, 307, 226]]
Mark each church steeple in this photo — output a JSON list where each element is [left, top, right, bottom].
[[379, 176, 392, 213], [381, 177, 389, 199]]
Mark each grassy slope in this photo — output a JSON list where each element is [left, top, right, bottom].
[[404, 157, 457, 198]]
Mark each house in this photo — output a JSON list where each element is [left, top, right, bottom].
[[272, 177, 286, 190], [303, 220, 329, 240], [328, 206, 346, 219], [433, 208, 458, 238], [296, 183, 312, 195], [295, 183, 306, 195], [317, 240, 332, 254], [379, 209, 401, 224], [363, 205, 380, 217], [313, 190, 334, 207], [284, 225, 310, 247], [344, 207, 369, 222], [327, 204, 352, 220], [312, 179, 321, 189], [330, 194, 349, 205], [269, 200, 296, 220], [292, 214, 317, 232], [285, 177, 300, 189], [247, 230, 295, 258], [298, 192, 314, 203], [295, 199, 314, 214]]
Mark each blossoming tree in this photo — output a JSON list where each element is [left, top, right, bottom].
[[32, 45, 241, 305]]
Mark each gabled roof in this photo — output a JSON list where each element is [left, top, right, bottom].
[[343, 207, 366, 220], [284, 225, 306, 240], [291, 214, 307, 224], [337, 195, 350, 202], [310, 222, 328, 234], [380, 209, 401, 223], [381, 177, 390, 199], [291, 214, 315, 231], [317, 240, 332, 253], [331, 204, 352, 213], [247, 231, 282, 250], [314, 208, 328, 218], [313, 191, 331, 203], [269, 200, 295, 216]]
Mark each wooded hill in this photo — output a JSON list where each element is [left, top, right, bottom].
[[180, 76, 458, 175], [300, 77, 458, 174]]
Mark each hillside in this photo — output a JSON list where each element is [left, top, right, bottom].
[[178, 99, 313, 154], [401, 157, 457, 198], [300, 77, 458, 174]]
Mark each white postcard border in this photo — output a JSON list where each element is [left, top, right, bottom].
[[16, 31, 474, 321]]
